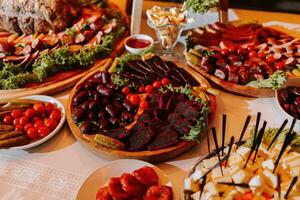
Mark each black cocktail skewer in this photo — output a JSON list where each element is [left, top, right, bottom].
[[225, 136, 234, 168], [252, 121, 267, 163], [212, 127, 223, 175], [199, 175, 207, 200], [236, 115, 251, 150], [204, 110, 210, 157], [273, 118, 297, 172], [253, 112, 261, 143], [217, 182, 250, 188], [221, 114, 226, 156], [267, 119, 288, 150], [285, 177, 298, 198], [277, 174, 281, 200]]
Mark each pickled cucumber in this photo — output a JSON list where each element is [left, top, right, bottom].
[[94, 134, 125, 150]]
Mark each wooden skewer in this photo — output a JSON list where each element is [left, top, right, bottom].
[[277, 174, 281, 200], [225, 136, 234, 168], [236, 115, 251, 150], [285, 177, 298, 198], [221, 114, 226, 156], [267, 119, 288, 150], [211, 127, 223, 175]]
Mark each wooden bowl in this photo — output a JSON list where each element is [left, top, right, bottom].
[[66, 60, 217, 162], [0, 2, 129, 103], [187, 59, 275, 98]]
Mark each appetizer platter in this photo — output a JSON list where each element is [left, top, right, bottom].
[[0, 0, 129, 103], [186, 22, 300, 97], [182, 114, 300, 199], [0, 95, 65, 149], [77, 159, 172, 200], [66, 53, 217, 161]]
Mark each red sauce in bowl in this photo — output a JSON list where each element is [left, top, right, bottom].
[[126, 38, 151, 49]]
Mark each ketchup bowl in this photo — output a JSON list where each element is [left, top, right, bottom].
[[125, 34, 153, 54]]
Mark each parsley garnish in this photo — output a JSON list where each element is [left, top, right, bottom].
[[184, 0, 219, 14]]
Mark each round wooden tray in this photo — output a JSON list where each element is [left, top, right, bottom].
[[66, 60, 217, 162], [187, 61, 274, 98], [0, 2, 129, 104]]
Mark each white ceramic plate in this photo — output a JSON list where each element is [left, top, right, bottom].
[[76, 159, 172, 200], [8, 95, 66, 150]]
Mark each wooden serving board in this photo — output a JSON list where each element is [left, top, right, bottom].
[[0, 2, 129, 104], [187, 61, 274, 98], [66, 61, 217, 162]]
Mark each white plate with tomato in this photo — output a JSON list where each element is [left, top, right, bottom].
[[1, 95, 65, 150], [76, 159, 173, 200]]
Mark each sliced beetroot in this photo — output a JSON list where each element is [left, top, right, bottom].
[[147, 126, 178, 151], [167, 113, 182, 126], [175, 102, 198, 121], [120, 173, 146, 198], [137, 113, 152, 126], [173, 119, 191, 136], [127, 124, 154, 151], [133, 166, 159, 186], [149, 117, 166, 133], [106, 128, 130, 140]]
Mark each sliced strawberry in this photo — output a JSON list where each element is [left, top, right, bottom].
[[143, 185, 173, 200], [96, 186, 113, 200], [120, 173, 146, 198], [133, 166, 159, 186], [108, 178, 131, 200]]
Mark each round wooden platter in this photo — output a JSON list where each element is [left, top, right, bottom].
[[66, 59, 217, 162], [0, 2, 130, 104], [187, 60, 274, 98]]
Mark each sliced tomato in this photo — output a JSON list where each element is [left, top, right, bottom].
[[108, 178, 131, 200], [262, 192, 271, 200], [120, 173, 145, 198], [96, 186, 113, 200], [241, 191, 253, 200], [143, 185, 172, 200], [133, 166, 158, 186]]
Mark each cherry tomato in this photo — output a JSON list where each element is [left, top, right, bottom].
[[27, 127, 38, 140], [126, 94, 132, 102], [19, 116, 29, 126], [3, 115, 13, 125], [24, 123, 34, 132], [258, 52, 265, 58], [133, 166, 158, 186], [33, 102, 46, 115], [262, 192, 271, 200], [108, 178, 131, 200], [45, 119, 57, 131], [38, 126, 50, 138], [44, 102, 55, 114], [161, 78, 170, 85], [120, 173, 145, 198], [228, 46, 236, 53], [248, 50, 257, 58], [34, 120, 44, 128], [247, 44, 255, 51], [138, 86, 146, 93], [145, 85, 153, 93], [266, 56, 274, 63], [237, 47, 245, 55], [11, 109, 23, 118], [15, 124, 24, 132], [24, 108, 36, 118], [242, 191, 253, 200], [129, 94, 140, 105], [121, 87, 130, 95], [276, 61, 285, 70], [139, 101, 149, 110], [152, 81, 162, 89], [49, 109, 61, 122], [220, 48, 229, 55], [13, 118, 20, 126]]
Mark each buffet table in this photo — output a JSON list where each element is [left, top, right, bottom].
[[0, 7, 300, 200]]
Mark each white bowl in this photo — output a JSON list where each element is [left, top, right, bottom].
[[8, 95, 66, 150], [124, 34, 153, 54]]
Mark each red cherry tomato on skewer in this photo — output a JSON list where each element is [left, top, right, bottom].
[[122, 87, 131, 95], [161, 78, 170, 85], [3, 115, 13, 125], [152, 81, 162, 88]]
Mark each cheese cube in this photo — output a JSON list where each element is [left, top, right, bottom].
[[212, 176, 232, 192], [262, 169, 278, 189], [184, 177, 199, 192], [249, 175, 264, 194], [190, 191, 200, 200], [258, 145, 271, 159], [203, 157, 219, 169], [228, 165, 240, 176], [236, 146, 251, 159], [262, 159, 275, 171], [223, 186, 240, 197], [283, 152, 300, 163], [232, 169, 252, 184], [192, 168, 207, 182], [204, 182, 219, 197], [228, 153, 244, 167]]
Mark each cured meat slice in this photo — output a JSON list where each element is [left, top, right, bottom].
[[175, 102, 198, 122], [147, 126, 178, 151], [127, 124, 154, 151], [172, 119, 191, 136], [106, 128, 130, 140], [149, 117, 166, 133]]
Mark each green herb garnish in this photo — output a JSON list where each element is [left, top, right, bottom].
[[247, 71, 287, 90], [184, 0, 219, 14]]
